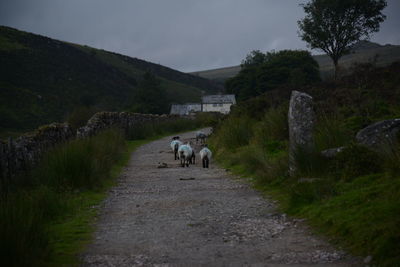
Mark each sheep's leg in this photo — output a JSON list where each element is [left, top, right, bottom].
[[205, 157, 209, 168], [202, 158, 206, 168]]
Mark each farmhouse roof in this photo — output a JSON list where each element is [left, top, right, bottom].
[[202, 94, 236, 104]]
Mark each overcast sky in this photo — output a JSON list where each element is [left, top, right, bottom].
[[1, 0, 399, 72]]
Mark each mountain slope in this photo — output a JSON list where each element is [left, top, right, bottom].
[[0, 26, 221, 134], [190, 41, 400, 81]]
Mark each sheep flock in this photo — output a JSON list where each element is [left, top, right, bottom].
[[169, 131, 212, 168]]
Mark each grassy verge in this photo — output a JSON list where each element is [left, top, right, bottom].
[[209, 105, 400, 266]]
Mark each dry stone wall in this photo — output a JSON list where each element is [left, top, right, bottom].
[[77, 112, 179, 138], [1, 112, 180, 181], [0, 123, 73, 180]]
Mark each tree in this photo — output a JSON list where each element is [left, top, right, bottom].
[[241, 50, 267, 68], [226, 50, 320, 101], [298, 0, 387, 79], [129, 71, 168, 114]]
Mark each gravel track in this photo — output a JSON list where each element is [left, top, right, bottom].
[[82, 128, 361, 266]]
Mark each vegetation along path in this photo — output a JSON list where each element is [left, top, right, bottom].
[[82, 129, 360, 266]]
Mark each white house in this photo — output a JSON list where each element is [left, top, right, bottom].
[[201, 94, 236, 114], [170, 95, 236, 115]]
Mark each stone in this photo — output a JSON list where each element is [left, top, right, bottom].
[[364, 255, 373, 264], [288, 91, 315, 175], [0, 123, 73, 180], [321, 146, 345, 158], [356, 118, 400, 151]]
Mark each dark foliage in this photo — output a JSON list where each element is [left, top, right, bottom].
[[128, 72, 169, 114], [226, 50, 320, 101]]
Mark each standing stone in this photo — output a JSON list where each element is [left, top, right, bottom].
[[356, 118, 400, 151], [288, 91, 315, 175]]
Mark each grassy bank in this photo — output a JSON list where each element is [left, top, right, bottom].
[[0, 115, 215, 266], [209, 63, 400, 266]]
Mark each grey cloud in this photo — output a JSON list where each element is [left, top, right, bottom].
[[0, 0, 399, 72]]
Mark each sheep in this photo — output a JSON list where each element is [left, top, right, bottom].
[[189, 148, 196, 165], [199, 145, 212, 168], [196, 131, 207, 144], [178, 143, 193, 167], [170, 139, 183, 160]]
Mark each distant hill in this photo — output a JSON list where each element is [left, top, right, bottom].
[[190, 41, 400, 81], [0, 26, 222, 134]]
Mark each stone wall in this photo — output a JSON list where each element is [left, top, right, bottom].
[[0, 123, 73, 180], [1, 112, 181, 181], [76, 111, 179, 138]]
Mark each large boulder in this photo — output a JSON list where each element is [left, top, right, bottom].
[[356, 118, 400, 151], [288, 91, 315, 175]]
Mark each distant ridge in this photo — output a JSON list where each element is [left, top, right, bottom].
[[190, 40, 400, 81]]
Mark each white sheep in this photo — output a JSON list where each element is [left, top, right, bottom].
[[196, 131, 207, 144], [199, 145, 212, 168], [178, 143, 193, 167], [170, 139, 183, 160]]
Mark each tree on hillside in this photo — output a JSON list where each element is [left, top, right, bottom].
[[129, 71, 168, 114], [298, 0, 387, 79], [241, 50, 267, 68], [226, 50, 320, 101]]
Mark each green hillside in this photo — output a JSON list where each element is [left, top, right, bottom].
[[190, 41, 400, 81], [0, 26, 221, 135]]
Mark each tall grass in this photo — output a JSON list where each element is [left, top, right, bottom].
[[0, 128, 126, 266]]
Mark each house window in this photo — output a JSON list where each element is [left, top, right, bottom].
[[218, 103, 223, 107], [213, 104, 218, 107]]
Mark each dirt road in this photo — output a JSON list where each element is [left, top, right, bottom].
[[82, 129, 360, 266]]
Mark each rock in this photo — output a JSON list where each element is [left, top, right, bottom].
[[288, 91, 315, 175], [321, 146, 345, 158], [364, 255, 373, 264], [356, 118, 400, 151], [157, 162, 168, 168]]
